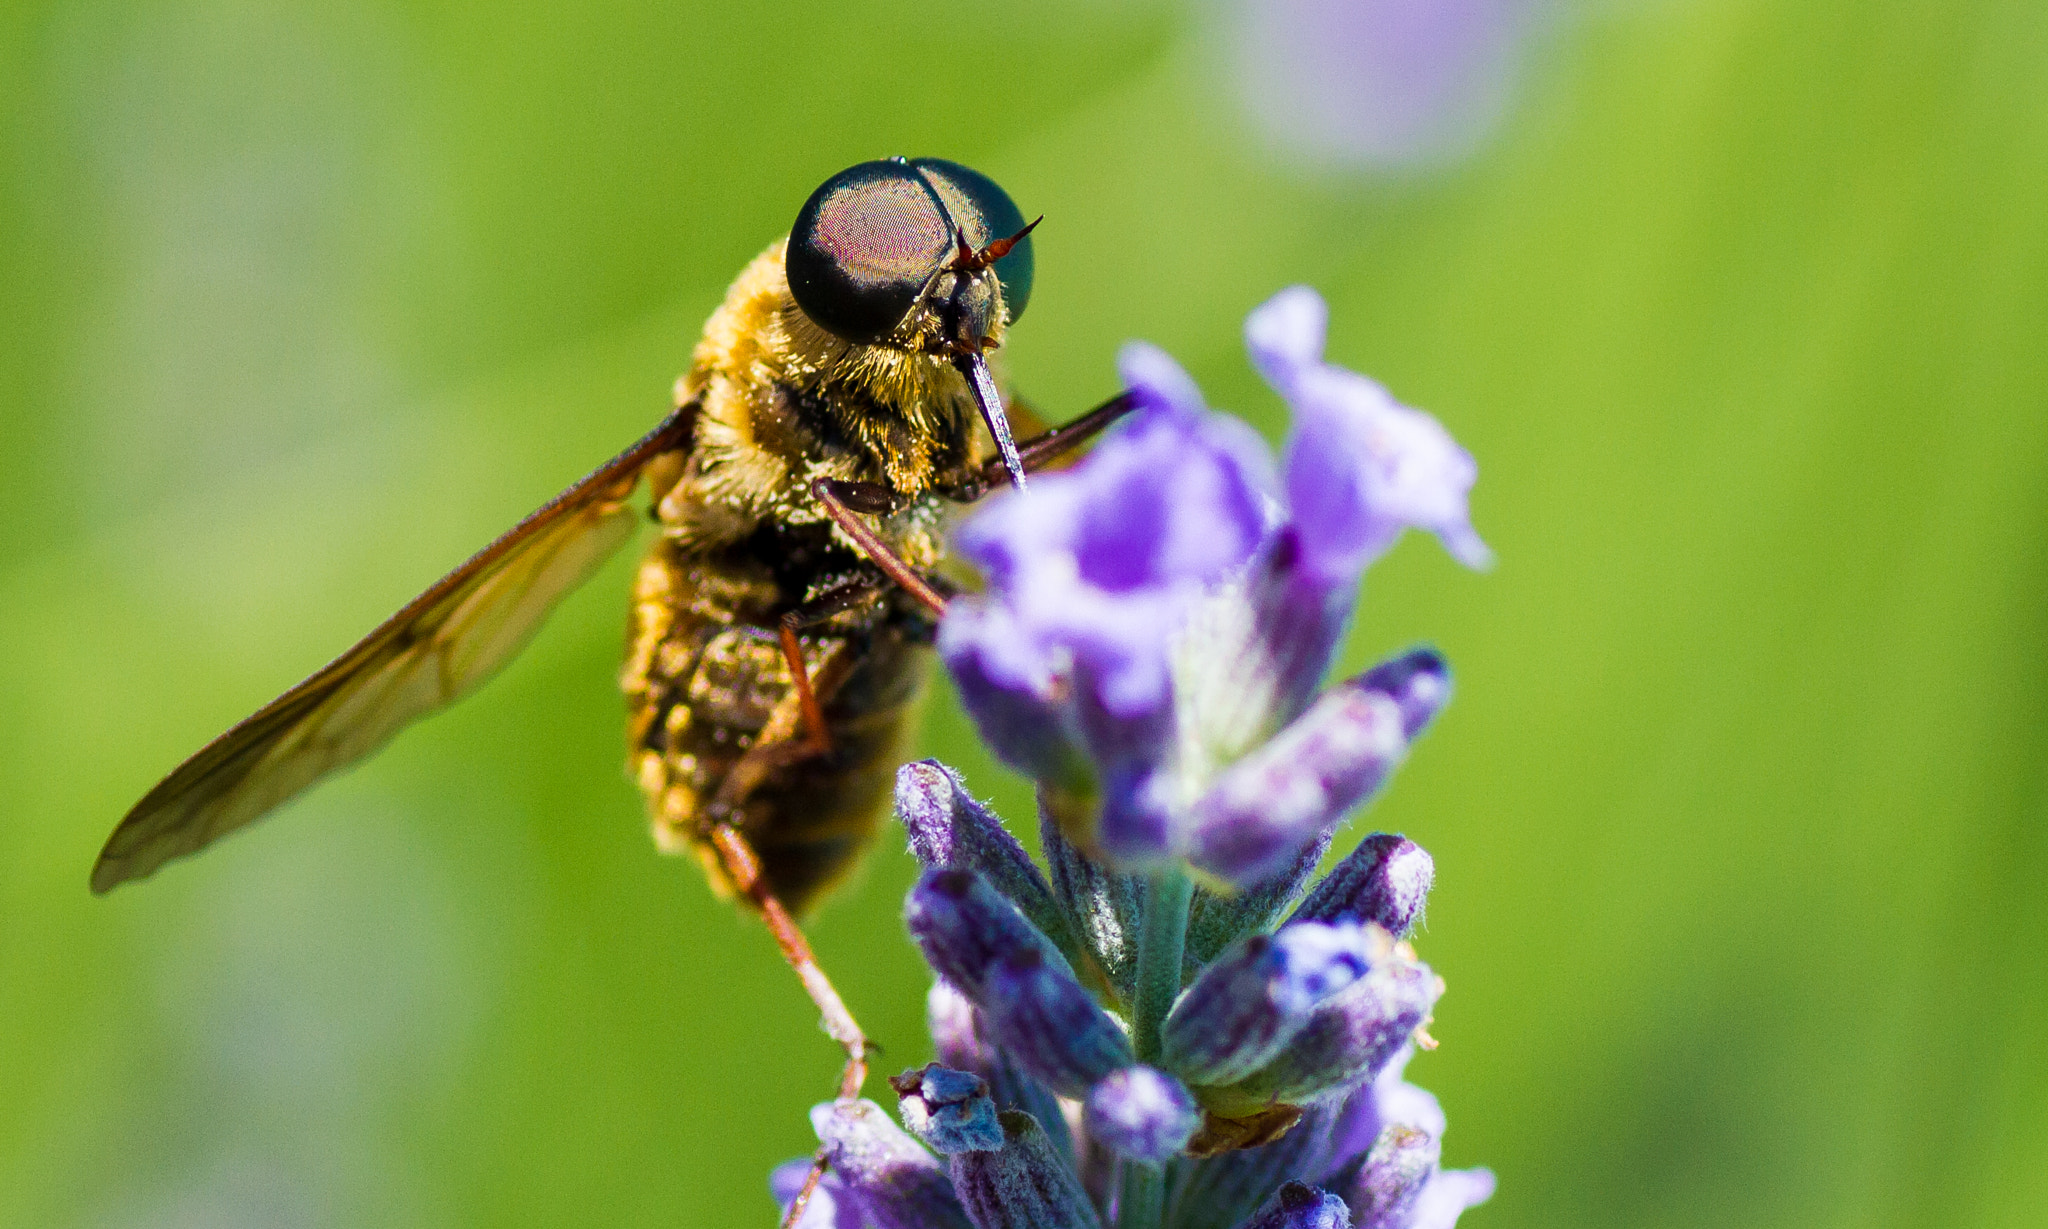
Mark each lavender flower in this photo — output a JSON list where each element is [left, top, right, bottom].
[[772, 289, 1492, 1229], [1231, 0, 1541, 168], [943, 286, 1482, 879]]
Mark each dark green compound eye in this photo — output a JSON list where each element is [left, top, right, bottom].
[[787, 157, 1034, 345]]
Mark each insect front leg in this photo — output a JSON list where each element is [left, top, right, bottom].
[[811, 478, 950, 616], [934, 388, 1143, 503]]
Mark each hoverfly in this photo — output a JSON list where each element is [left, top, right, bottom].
[[94, 157, 1136, 1108]]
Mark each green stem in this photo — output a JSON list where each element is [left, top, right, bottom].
[[1131, 867, 1193, 1065], [1117, 1161, 1165, 1229]]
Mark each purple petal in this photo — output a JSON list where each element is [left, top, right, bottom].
[[1082, 1065, 1200, 1163], [1282, 366, 1490, 577], [1245, 287, 1329, 393], [1322, 1048, 1447, 1176], [946, 369, 1275, 751], [772, 1159, 867, 1229], [1090, 758, 1183, 869], [1247, 287, 1490, 581], [935, 605, 1089, 788], [1409, 1168, 1496, 1229], [1119, 340, 1210, 419]]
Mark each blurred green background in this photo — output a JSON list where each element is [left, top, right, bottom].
[[4, 0, 2045, 1226]]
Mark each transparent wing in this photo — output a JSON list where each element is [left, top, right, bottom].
[[92, 404, 699, 893]]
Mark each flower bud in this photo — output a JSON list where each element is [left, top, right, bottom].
[[927, 980, 1072, 1159], [1351, 650, 1451, 741], [1291, 835, 1434, 938], [891, 1064, 1005, 1156], [1163, 922, 1376, 1086], [1350, 1126, 1436, 1229], [896, 761, 1080, 966], [1082, 1066, 1200, 1163], [905, 868, 1070, 1001], [950, 1110, 1105, 1229], [1205, 947, 1439, 1114], [1240, 1181, 1354, 1229], [809, 1098, 975, 1229], [983, 945, 1134, 1098]]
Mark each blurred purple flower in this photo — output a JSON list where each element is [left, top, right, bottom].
[[1233, 0, 1540, 167]]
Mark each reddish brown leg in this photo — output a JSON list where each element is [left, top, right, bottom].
[[812, 478, 950, 616], [999, 388, 1140, 481], [781, 1152, 831, 1229], [811, 392, 1142, 621], [777, 621, 834, 758], [771, 574, 887, 759], [704, 823, 869, 1229]]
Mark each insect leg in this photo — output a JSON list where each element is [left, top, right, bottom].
[[780, 1153, 831, 1229], [703, 786, 871, 1229], [936, 389, 1143, 502], [811, 477, 949, 616], [705, 821, 871, 1098], [1006, 388, 1140, 477], [774, 576, 883, 757]]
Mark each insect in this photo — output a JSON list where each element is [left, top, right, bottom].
[[92, 156, 1136, 1107]]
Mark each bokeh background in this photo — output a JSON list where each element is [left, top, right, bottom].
[[4, 0, 2045, 1226]]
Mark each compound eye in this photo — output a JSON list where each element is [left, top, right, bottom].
[[787, 161, 955, 344], [909, 159, 1034, 323]]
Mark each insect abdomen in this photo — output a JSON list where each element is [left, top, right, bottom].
[[623, 538, 930, 917]]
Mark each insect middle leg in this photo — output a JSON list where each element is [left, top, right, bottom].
[[773, 576, 885, 758], [698, 584, 885, 1103], [710, 586, 884, 1229]]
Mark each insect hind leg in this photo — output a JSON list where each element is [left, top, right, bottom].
[[703, 822, 869, 1229]]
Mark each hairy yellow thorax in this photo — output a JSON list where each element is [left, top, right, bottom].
[[655, 240, 1002, 566]]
